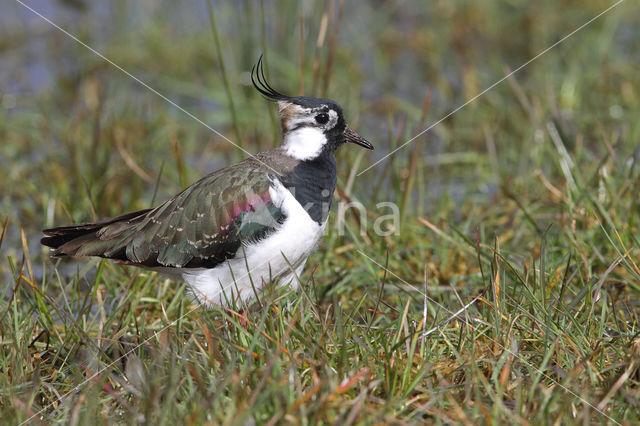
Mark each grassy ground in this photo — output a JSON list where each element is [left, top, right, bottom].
[[2, 0, 640, 424]]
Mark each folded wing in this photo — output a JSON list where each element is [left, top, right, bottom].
[[42, 165, 285, 269]]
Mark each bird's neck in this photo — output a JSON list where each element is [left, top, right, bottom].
[[282, 127, 328, 161], [280, 151, 337, 224]]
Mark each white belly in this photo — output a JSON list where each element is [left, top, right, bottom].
[[158, 179, 326, 307]]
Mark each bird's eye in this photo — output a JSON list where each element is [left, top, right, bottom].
[[315, 113, 329, 124]]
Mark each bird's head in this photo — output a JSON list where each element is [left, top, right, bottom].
[[251, 56, 373, 161]]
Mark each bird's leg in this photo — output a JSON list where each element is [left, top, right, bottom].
[[236, 308, 249, 330]]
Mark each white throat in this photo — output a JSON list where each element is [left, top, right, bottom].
[[283, 127, 327, 161]]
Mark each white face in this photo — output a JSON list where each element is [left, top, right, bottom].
[[278, 102, 340, 161]]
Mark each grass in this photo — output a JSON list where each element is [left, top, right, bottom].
[[1, 0, 640, 424]]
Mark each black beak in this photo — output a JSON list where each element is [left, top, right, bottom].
[[344, 125, 374, 150]]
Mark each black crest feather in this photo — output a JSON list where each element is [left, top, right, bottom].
[[251, 54, 290, 101]]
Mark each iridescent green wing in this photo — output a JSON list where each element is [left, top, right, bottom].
[[94, 164, 285, 268]]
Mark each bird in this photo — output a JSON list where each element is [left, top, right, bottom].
[[41, 55, 373, 308]]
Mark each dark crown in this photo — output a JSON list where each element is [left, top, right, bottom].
[[250, 55, 342, 112]]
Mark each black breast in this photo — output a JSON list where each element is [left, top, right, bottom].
[[280, 152, 337, 224]]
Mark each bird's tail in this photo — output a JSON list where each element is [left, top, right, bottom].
[[41, 209, 152, 259]]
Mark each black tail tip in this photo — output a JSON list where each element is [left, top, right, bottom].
[[40, 234, 68, 252]]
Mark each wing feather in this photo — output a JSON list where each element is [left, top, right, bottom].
[[117, 166, 284, 267], [42, 154, 293, 269]]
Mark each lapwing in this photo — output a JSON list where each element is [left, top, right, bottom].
[[41, 56, 373, 307]]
